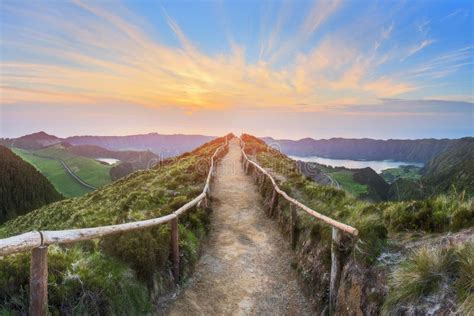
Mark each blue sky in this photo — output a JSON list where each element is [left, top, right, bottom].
[[0, 0, 473, 139]]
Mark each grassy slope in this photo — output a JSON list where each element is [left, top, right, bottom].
[[242, 134, 473, 312], [381, 166, 422, 184], [318, 166, 368, 196], [12, 148, 91, 197], [35, 146, 112, 187], [1, 136, 229, 314]]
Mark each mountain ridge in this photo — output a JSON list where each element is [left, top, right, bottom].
[[262, 136, 470, 162]]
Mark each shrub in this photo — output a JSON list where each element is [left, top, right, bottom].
[[456, 243, 474, 315], [383, 247, 455, 312]]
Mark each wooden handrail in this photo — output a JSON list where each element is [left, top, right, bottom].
[[0, 136, 229, 315], [239, 137, 357, 314], [240, 139, 358, 236], [0, 138, 228, 257]]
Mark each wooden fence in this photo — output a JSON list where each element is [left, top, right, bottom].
[[239, 138, 359, 314], [0, 137, 228, 316]]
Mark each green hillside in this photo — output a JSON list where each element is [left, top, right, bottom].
[[12, 145, 112, 197], [241, 134, 473, 313], [0, 146, 62, 224], [381, 165, 422, 184], [12, 148, 90, 197], [35, 145, 112, 188], [0, 136, 228, 314], [387, 138, 474, 200], [423, 137, 474, 196]]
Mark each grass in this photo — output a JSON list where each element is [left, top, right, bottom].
[[330, 170, 368, 196], [12, 148, 91, 197], [381, 166, 422, 184], [241, 134, 473, 261], [242, 134, 473, 313], [457, 243, 474, 315], [383, 247, 454, 311], [383, 243, 474, 315], [36, 145, 112, 187], [316, 165, 368, 197], [0, 135, 230, 313]]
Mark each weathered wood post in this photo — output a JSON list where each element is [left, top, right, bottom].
[[329, 227, 343, 314], [290, 204, 298, 249], [29, 246, 48, 316], [259, 173, 265, 191], [170, 218, 180, 283], [268, 189, 278, 217]]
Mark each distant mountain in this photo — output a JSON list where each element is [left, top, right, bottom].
[[0, 131, 61, 150], [262, 137, 458, 163], [0, 146, 62, 223], [295, 137, 474, 201], [65, 133, 215, 157], [1, 132, 215, 158]]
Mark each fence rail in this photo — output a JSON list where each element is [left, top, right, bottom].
[[0, 137, 228, 316], [239, 138, 358, 314]]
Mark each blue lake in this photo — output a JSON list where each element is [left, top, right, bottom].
[[290, 156, 424, 174]]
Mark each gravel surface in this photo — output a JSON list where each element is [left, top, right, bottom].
[[161, 139, 312, 315]]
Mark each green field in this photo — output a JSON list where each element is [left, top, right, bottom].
[[328, 170, 368, 197], [314, 165, 368, 197], [381, 166, 422, 184], [35, 146, 112, 187], [12, 146, 112, 197]]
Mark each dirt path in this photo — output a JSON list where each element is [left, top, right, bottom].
[[163, 139, 312, 315]]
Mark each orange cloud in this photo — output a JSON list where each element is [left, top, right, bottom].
[[0, 1, 425, 112]]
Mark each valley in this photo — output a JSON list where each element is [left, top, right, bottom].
[[12, 146, 112, 197]]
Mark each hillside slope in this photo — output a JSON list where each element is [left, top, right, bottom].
[[242, 134, 473, 314], [12, 144, 112, 197], [0, 136, 229, 314], [263, 137, 456, 162], [388, 137, 474, 200], [0, 146, 62, 224], [423, 137, 474, 195]]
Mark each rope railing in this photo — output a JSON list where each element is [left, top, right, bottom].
[[0, 136, 229, 316], [239, 137, 357, 314]]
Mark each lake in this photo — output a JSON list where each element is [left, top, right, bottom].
[[96, 158, 120, 165], [289, 156, 424, 173]]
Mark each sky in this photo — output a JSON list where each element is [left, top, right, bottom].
[[0, 0, 473, 140]]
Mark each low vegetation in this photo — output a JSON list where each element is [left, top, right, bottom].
[[381, 165, 422, 184], [12, 148, 91, 197], [12, 144, 112, 197], [241, 134, 473, 312], [0, 136, 229, 313], [35, 145, 112, 187], [383, 243, 474, 315]]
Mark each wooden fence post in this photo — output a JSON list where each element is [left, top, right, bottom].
[[329, 227, 343, 314], [170, 218, 180, 283], [268, 189, 278, 217], [29, 246, 48, 316], [290, 204, 298, 249]]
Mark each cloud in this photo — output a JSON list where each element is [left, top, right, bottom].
[[268, 0, 343, 63], [402, 39, 434, 61], [440, 9, 463, 21], [0, 0, 472, 114]]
